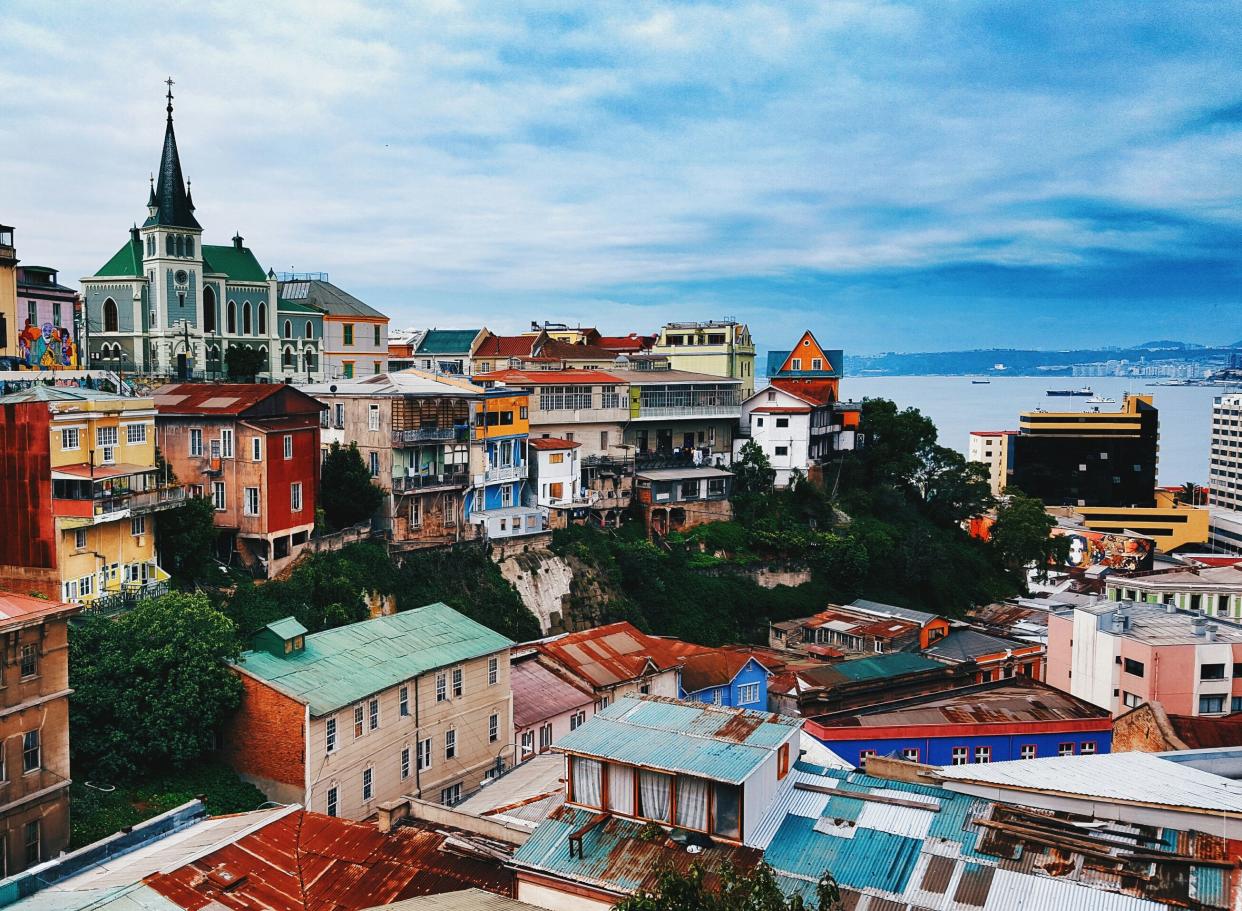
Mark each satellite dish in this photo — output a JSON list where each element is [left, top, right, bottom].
[[329, 384, 338, 393]]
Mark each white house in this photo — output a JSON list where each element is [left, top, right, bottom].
[[737, 385, 815, 487], [529, 437, 584, 526]]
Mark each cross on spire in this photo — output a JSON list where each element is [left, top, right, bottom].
[[165, 77, 175, 121]]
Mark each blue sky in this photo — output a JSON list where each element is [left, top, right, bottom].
[[1, 1, 1239, 354]]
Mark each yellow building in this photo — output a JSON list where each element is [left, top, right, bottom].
[[1046, 503, 1210, 552], [651, 320, 757, 398], [0, 386, 181, 605], [0, 225, 17, 361]]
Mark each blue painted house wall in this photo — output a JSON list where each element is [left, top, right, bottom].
[[819, 729, 1113, 768], [679, 658, 769, 710]]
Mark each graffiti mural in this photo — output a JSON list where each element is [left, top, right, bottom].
[[18, 320, 78, 368], [1052, 526, 1155, 573]]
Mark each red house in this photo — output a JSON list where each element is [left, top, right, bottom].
[[154, 384, 324, 577]]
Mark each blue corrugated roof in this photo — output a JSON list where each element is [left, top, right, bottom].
[[554, 696, 800, 784], [234, 603, 512, 716]]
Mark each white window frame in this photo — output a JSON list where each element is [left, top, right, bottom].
[[445, 728, 456, 760], [368, 405, 380, 432], [244, 487, 261, 517], [417, 737, 431, 771], [126, 423, 147, 445], [326, 718, 337, 753], [189, 428, 203, 457], [327, 786, 338, 817], [284, 434, 293, 459], [74, 528, 87, 550], [252, 436, 263, 461], [368, 697, 379, 731], [737, 682, 760, 705], [452, 666, 463, 698], [130, 516, 145, 537], [291, 482, 303, 512], [362, 767, 373, 801], [401, 747, 411, 780], [399, 685, 409, 716], [488, 655, 498, 686], [61, 428, 79, 451], [212, 482, 226, 511], [489, 713, 499, 743], [220, 428, 234, 459]]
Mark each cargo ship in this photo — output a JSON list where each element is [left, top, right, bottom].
[[1046, 386, 1093, 397]]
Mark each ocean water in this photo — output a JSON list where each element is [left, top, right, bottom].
[[841, 376, 1231, 486]]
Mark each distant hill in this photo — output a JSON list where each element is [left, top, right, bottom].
[[1132, 340, 1203, 350], [843, 343, 1240, 377]]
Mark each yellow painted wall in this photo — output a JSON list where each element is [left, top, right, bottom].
[[474, 392, 530, 439], [56, 519, 156, 596], [1063, 504, 1210, 551], [0, 247, 16, 359], [47, 400, 156, 469]]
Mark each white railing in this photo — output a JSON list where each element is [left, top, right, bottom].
[[632, 404, 741, 419], [478, 464, 528, 484]]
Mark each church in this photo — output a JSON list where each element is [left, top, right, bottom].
[[82, 84, 323, 382]]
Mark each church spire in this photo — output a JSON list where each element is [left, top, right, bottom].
[[144, 77, 201, 231]]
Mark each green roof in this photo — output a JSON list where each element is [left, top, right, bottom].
[[830, 653, 942, 682], [95, 238, 143, 277], [265, 617, 309, 639], [416, 329, 480, 355], [203, 244, 268, 282], [234, 602, 513, 716], [277, 298, 323, 314]]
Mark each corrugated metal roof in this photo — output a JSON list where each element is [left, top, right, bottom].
[[848, 598, 938, 625], [510, 659, 593, 729], [536, 622, 684, 688], [934, 750, 1242, 814], [235, 603, 513, 716], [363, 888, 540, 911], [554, 696, 799, 784], [455, 753, 566, 830]]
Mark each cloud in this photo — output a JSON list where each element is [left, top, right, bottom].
[[0, 1, 1239, 351]]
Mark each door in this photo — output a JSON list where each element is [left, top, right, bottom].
[[682, 433, 694, 451], [657, 429, 673, 454]]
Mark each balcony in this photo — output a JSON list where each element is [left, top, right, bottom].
[[392, 426, 466, 445], [476, 463, 528, 485], [393, 471, 469, 492], [630, 404, 741, 421], [54, 484, 186, 525]]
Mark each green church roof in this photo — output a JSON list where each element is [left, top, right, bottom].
[[95, 238, 143, 278], [277, 298, 323, 314], [202, 244, 268, 282], [233, 602, 513, 716]]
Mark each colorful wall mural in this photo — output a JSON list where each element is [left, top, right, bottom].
[[18, 320, 78, 368]]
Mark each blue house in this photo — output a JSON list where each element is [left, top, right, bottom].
[[678, 651, 771, 710], [806, 676, 1112, 767], [464, 385, 542, 538]]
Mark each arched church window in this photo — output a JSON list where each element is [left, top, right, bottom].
[[258, 302, 267, 335], [227, 301, 237, 334], [284, 320, 292, 339], [166, 235, 174, 255], [103, 298, 118, 333], [175, 235, 184, 257], [305, 321, 313, 339], [283, 346, 294, 367], [243, 302, 252, 335], [203, 287, 216, 333], [186, 236, 194, 257]]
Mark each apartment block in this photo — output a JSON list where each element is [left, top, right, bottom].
[[968, 430, 1015, 497], [0, 386, 181, 605], [650, 320, 756, 398], [223, 604, 514, 816]]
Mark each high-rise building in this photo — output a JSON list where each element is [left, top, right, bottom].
[[1208, 393, 1242, 553], [1008, 394, 1159, 507]]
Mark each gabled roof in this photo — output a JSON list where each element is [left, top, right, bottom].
[[511, 657, 594, 729], [235, 603, 513, 716], [202, 244, 268, 282], [848, 598, 939, 626], [765, 331, 841, 379], [679, 652, 769, 694], [416, 329, 482, 355], [277, 279, 386, 319], [555, 695, 800, 784], [922, 628, 1026, 662], [153, 383, 323, 417], [534, 621, 683, 689], [473, 333, 539, 359], [94, 237, 143, 277], [767, 378, 839, 406], [0, 591, 80, 629], [476, 368, 625, 386], [0, 385, 132, 405], [594, 333, 656, 352], [537, 338, 623, 361], [277, 298, 322, 315]]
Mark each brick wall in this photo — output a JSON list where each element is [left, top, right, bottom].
[[1112, 702, 1179, 753], [221, 671, 305, 801]]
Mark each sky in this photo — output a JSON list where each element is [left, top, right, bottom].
[[1, 1, 1240, 355]]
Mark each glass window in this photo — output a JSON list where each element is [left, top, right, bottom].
[[1200, 694, 1226, 714], [252, 436, 263, 461], [362, 767, 372, 801], [19, 645, 37, 678], [401, 747, 410, 780], [24, 820, 39, 867], [327, 786, 338, 817], [1202, 664, 1226, 680], [1020, 744, 1036, 760], [489, 713, 499, 743], [399, 686, 409, 716], [368, 697, 379, 730], [343, 324, 354, 346], [325, 718, 336, 753], [711, 782, 741, 839], [1123, 658, 1144, 677], [354, 705, 364, 738], [452, 667, 463, 697], [1058, 742, 1075, 756], [737, 682, 759, 705], [291, 482, 303, 512], [244, 487, 260, 516], [951, 747, 968, 765], [573, 757, 604, 808], [488, 656, 498, 686], [974, 746, 991, 764], [445, 728, 456, 759], [418, 738, 431, 770], [284, 434, 294, 459], [901, 747, 920, 762], [368, 405, 380, 432], [22, 730, 39, 772], [637, 769, 670, 821], [675, 775, 709, 830], [436, 673, 447, 702], [212, 482, 226, 510], [190, 428, 203, 457], [126, 423, 147, 444]]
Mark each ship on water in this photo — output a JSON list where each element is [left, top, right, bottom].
[[1046, 386, 1093, 397]]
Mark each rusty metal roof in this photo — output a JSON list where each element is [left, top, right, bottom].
[[510, 657, 594, 729], [535, 622, 684, 689], [679, 651, 769, 694], [145, 810, 513, 910], [0, 590, 79, 628]]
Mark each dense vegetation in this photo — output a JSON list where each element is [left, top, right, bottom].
[[320, 442, 385, 531], [616, 862, 840, 911]]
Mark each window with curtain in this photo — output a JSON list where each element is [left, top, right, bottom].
[[712, 783, 742, 839], [572, 756, 603, 808], [675, 775, 709, 831], [607, 764, 635, 815], [638, 770, 671, 822]]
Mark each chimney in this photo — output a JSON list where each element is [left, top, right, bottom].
[[232, 232, 244, 250], [1167, 600, 1177, 614], [1192, 617, 1207, 637], [1207, 623, 1218, 643]]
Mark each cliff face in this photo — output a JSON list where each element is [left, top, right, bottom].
[[496, 548, 622, 635]]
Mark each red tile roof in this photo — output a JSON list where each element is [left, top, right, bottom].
[[750, 406, 811, 414], [537, 339, 623, 361], [768, 378, 839, 407], [0, 591, 79, 628], [146, 809, 513, 911], [475, 369, 624, 386], [474, 335, 538, 358], [595, 334, 656, 352], [528, 437, 582, 450]]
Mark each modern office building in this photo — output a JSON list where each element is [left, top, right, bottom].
[[1008, 393, 1159, 507], [1209, 393, 1242, 552]]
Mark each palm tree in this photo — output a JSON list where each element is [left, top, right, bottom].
[[1177, 481, 1205, 506]]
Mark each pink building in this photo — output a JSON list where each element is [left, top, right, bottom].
[[1046, 598, 1242, 717]]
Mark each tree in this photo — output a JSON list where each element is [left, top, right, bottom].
[[615, 861, 840, 911], [850, 398, 938, 490], [1177, 481, 1206, 506], [916, 445, 995, 525], [319, 441, 384, 530], [732, 440, 777, 497], [70, 592, 243, 781], [224, 345, 266, 381], [990, 489, 1069, 582], [157, 496, 219, 583]]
